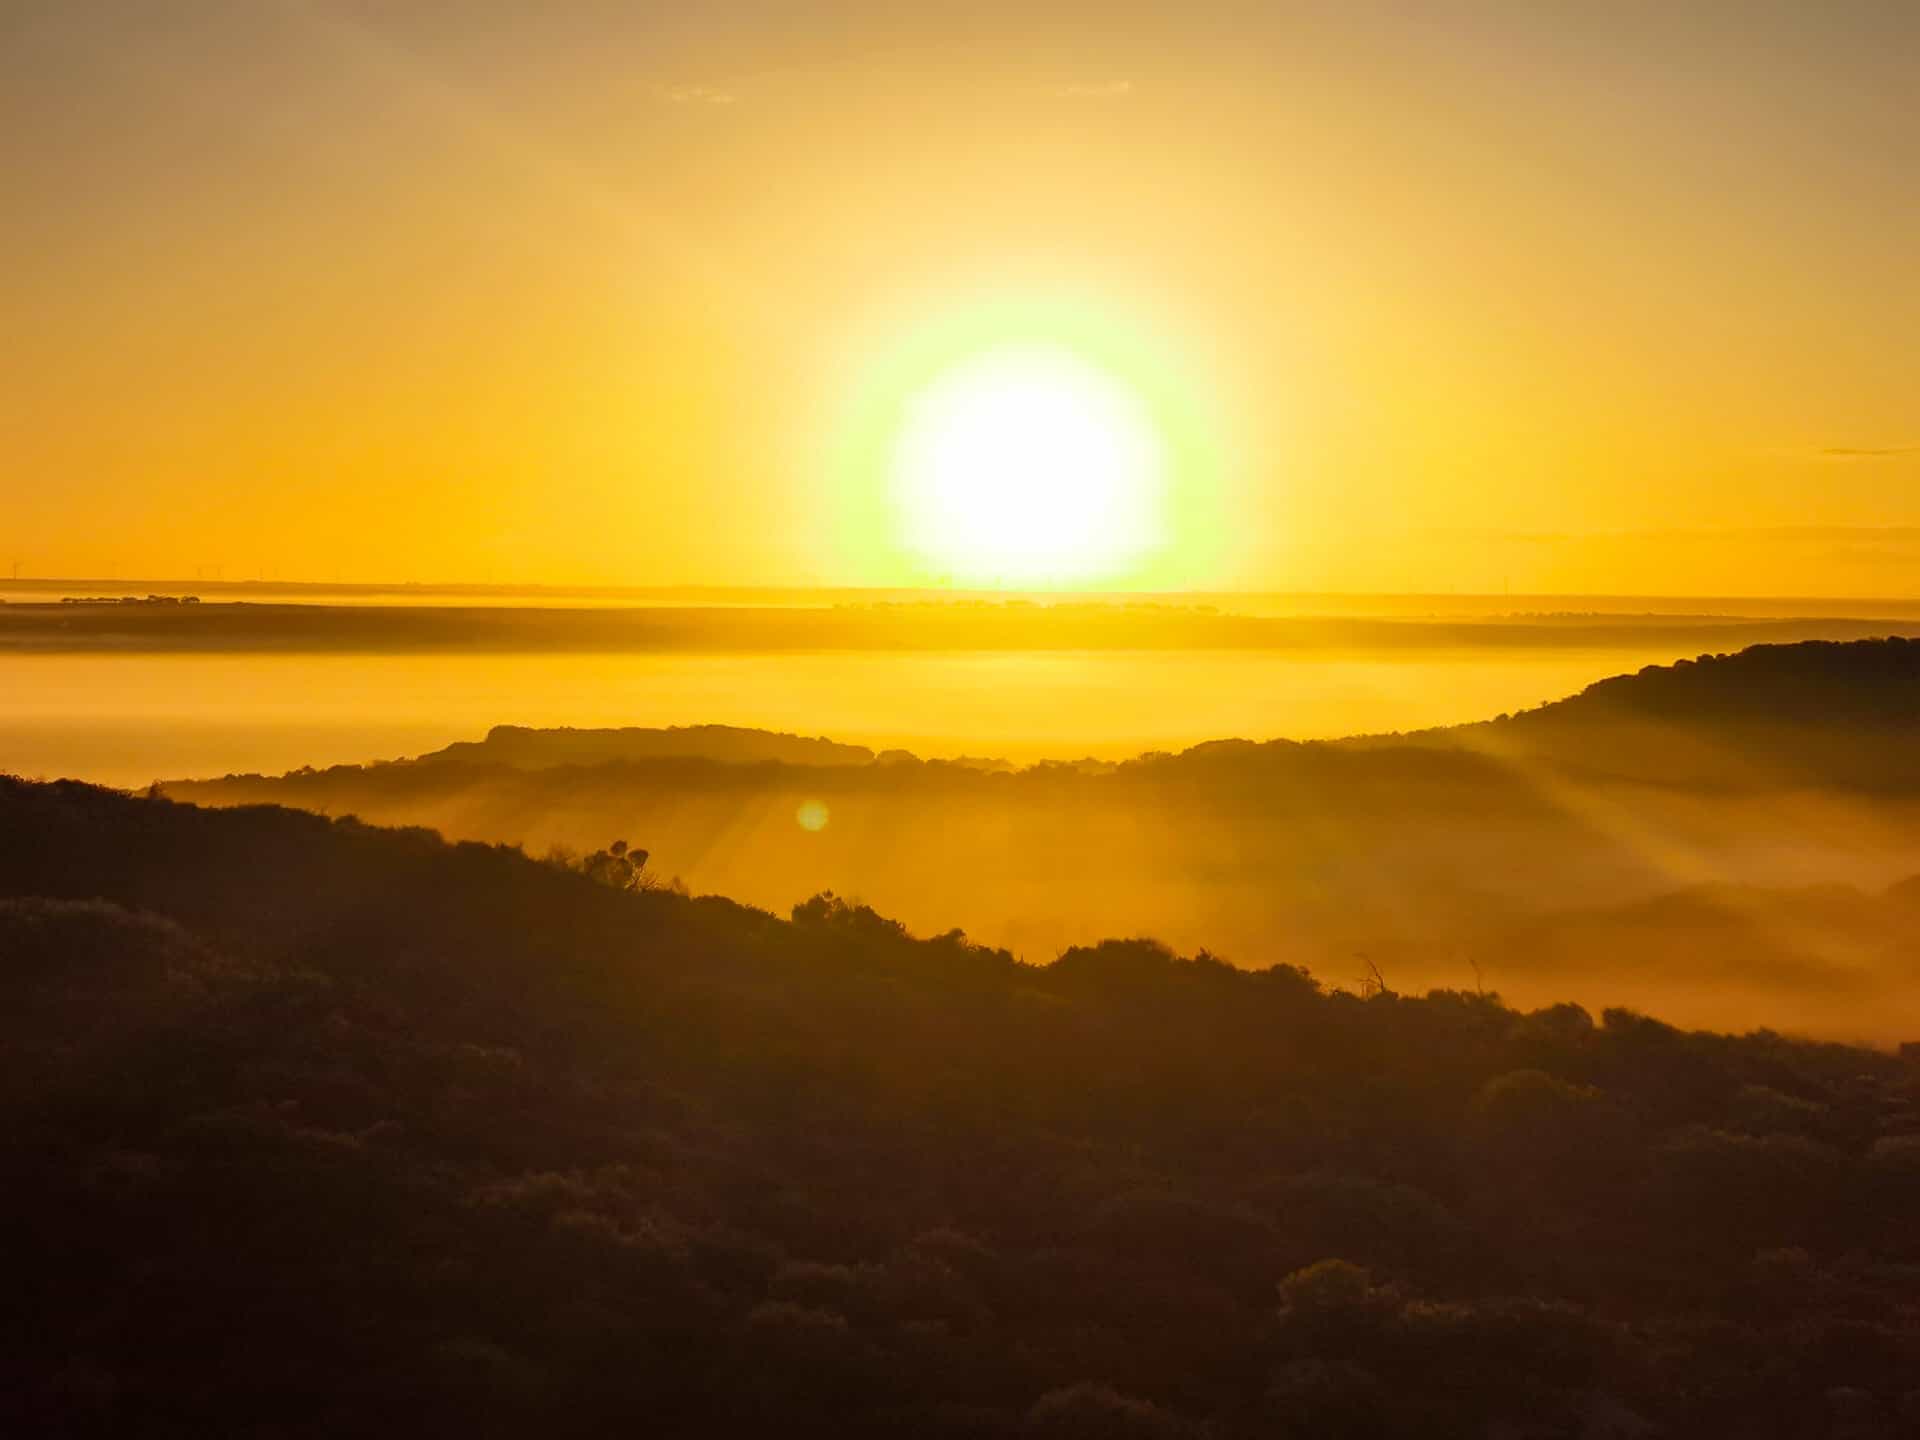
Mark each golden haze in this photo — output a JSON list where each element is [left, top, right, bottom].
[[4, 2, 1917, 593]]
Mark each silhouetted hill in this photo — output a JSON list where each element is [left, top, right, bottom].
[[3, 776, 1918, 1436], [1401, 637, 1920, 788], [154, 641, 1920, 1037], [1511, 636, 1920, 730], [1103, 637, 1920, 788], [416, 723, 877, 770], [183, 637, 1920, 787]]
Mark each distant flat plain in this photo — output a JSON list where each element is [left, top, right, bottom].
[[5, 586, 1920, 787]]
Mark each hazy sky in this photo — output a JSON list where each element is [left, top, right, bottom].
[[5, 1, 1917, 592]]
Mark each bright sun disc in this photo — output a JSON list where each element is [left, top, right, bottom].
[[893, 344, 1164, 584]]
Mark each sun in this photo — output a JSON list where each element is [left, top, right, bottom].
[[892, 344, 1165, 584]]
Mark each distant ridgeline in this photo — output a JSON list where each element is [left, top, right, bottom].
[[406, 725, 1032, 775], [188, 638, 1920, 789], [153, 645, 1920, 814], [4, 597, 1918, 654], [57, 593, 202, 606], [416, 724, 880, 770]]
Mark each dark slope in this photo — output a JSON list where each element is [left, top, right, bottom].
[[1385, 636, 1920, 789], [4, 777, 1920, 1437], [1506, 636, 1920, 731]]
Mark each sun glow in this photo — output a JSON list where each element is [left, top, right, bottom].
[[892, 345, 1165, 584]]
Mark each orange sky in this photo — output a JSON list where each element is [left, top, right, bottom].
[[4, 1, 1916, 593]]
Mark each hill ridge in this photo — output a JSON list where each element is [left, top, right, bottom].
[[4, 773, 1918, 1435]]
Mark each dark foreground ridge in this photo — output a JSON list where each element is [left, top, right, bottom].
[[4, 777, 1919, 1437]]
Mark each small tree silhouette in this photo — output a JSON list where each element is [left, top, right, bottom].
[[581, 839, 650, 891]]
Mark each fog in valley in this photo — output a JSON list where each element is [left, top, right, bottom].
[[15, 598, 1900, 1043]]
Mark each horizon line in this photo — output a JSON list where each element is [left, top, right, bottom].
[[13, 576, 1920, 607]]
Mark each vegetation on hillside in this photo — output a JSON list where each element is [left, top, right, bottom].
[[5, 777, 1919, 1436]]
